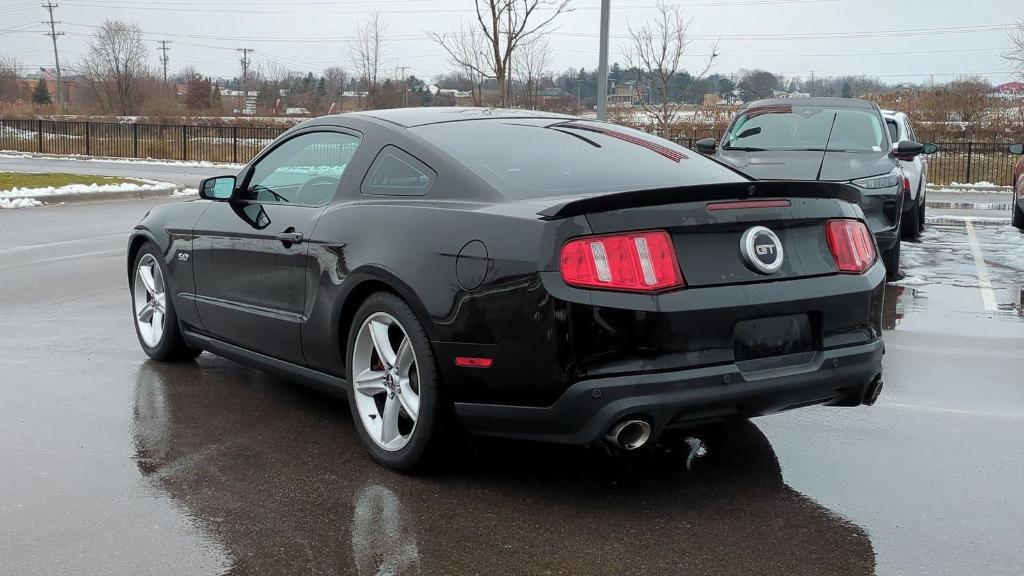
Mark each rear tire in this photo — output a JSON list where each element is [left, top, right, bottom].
[[346, 292, 444, 472], [883, 240, 901, 281], [1013, 201, 1024, 231], [131, 243, 201, 362]]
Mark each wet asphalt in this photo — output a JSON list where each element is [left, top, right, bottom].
[[1, 197, 1023, 576]]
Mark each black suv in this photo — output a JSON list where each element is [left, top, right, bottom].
[[697, 97, 924, 280]]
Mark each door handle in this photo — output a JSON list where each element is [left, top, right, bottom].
[[276, 230, 304, 245]]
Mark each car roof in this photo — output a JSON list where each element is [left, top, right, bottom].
[[343, 107, 576, 128], [742, 97, 878, 111]]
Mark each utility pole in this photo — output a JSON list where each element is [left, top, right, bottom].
[[398, 65, 410, 107], [41, 2, 64, 108], [596, 0, 610, 120], [809, 70, 815, 97], [237, 48, 255, 93], [158, 40, 172, 84]]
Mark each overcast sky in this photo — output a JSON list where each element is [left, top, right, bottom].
[[1, 0, 1021, 85]]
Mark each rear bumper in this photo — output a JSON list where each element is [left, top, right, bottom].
[[454, 339, 884, 445]]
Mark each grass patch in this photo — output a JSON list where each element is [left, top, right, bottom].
[[0, 172, 144, 192]]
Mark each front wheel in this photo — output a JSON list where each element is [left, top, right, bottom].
[[901, 197, 922, 239], [883, 240, 901, 281], [346, 292, 443, 472], [131, 243, 201, 361]]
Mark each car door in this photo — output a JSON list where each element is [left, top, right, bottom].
[[191, 129, 361, 364]]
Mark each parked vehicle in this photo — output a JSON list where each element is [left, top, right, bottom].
[[128, 108, 886, 471], [696, 97, 925, 280], [1007, 143, 1024, 230], [883, 110, 939, 239]]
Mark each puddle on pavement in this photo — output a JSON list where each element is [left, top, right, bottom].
[[886, 223, 1024, 335]]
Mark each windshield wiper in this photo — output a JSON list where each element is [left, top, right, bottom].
[[722, 146, 767, 151]]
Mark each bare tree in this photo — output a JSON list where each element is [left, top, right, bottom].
[[76, 20, 149, 115], [945, 77, 992, 124], [428, 0, 572, 107], [0, 54, 23, 102], [323, 66, 348, 103], [429, 21, 492, 106], [514, 35, 551, 109], [349, 11, 388, 109], [1003, 17, 1024, 78], [621, 1, 718, 133]]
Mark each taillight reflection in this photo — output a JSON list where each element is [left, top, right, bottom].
[[826, 219, 876, 273], [560, 230, 684, 292]]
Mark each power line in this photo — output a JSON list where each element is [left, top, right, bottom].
[[41, 1, 64, 109], [158, 40, 171, 84]]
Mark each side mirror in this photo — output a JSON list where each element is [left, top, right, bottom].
[[892, 140, 924, 161], [694, 138, 717, 154], [1009, 143, 1024, 155], [199, 175, 237, 201], [921, 143, 939, 155]]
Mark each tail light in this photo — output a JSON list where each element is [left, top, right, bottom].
[[903, 177, 912, 198], [560, 230, 684, 292], [826, 219, 876, 273]]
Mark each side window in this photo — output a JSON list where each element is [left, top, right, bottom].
[[245, 131, 360, 206], [886, 119, 899, 143], [361, 145, 436, 197], [905, 119, 917, 142]]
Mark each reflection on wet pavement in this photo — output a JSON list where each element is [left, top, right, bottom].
[[4, 199, 1023, 576], [132, 360, 874, 575], [886, 224, 1024, 334]]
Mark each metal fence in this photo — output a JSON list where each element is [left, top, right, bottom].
[[1, 118, 1019, 186], [927, 141, 1018, 187], [0, 118, 288, 164]]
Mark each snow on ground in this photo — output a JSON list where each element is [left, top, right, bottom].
[[0, 151, 244, 169], [0, 178, 176, 199], [0, 197, 43, 209], [172, 188, 198, 197], [928, 184, 1013, 194]]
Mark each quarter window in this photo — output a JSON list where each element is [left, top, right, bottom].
[[362, 146, 436, 196], [245, 131, 360, 205]]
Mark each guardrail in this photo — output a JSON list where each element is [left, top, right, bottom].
[[1, 119, 1019, 186]]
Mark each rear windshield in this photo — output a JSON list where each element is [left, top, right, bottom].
[[724, 105, 887, 153], [413, 119, 745, 199]]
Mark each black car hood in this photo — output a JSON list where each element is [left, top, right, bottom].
[[716, 149, 895, 181]]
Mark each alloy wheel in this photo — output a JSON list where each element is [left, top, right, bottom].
[[133, 253, 167, 348], [352, 312, 421, 452]]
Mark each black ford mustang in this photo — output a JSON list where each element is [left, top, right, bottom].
[[127, 108, 885, 471]]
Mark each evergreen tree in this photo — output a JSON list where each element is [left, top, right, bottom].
[[32, 78, 51, 105]]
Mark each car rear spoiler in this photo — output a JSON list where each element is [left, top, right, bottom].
[[536, 181, 862, 220]]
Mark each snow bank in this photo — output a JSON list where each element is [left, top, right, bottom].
[[0, 178, 175, 199], [172, 188, 198, 197], [0, 197, 43, 209]]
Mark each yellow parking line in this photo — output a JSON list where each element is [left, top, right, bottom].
[[964, 220, 999, 312]]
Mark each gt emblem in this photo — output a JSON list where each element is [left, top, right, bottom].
[[740, 226, 784, 274], [178, 252, 190, 262]]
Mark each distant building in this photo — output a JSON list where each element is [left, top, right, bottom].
[[995, 82, 1024, 98], [607, 80, 641, 106], [771, 89, 810, 99], [15, 67, 77, 104]]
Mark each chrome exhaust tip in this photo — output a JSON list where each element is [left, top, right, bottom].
[[606, 419, 652, 450], [864, 376, 884, 406]]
